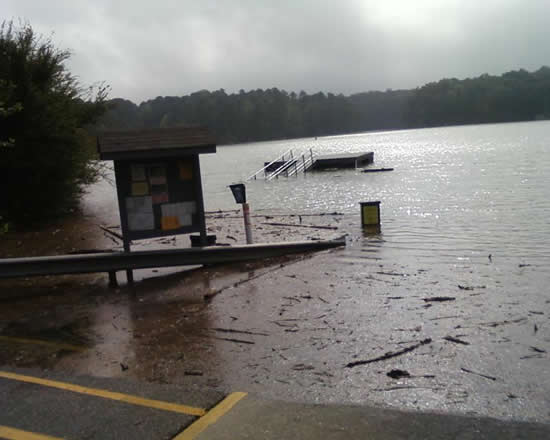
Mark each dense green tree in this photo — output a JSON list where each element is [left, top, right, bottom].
[[97, 67, 550, 145], [407, 67, 550, 127], [0, 21, 107, 227]]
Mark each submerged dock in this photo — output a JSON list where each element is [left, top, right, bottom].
[[312, 152, 374, 169], [248, 149, 375, 180]]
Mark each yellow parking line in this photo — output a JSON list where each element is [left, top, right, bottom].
[[174, 392, 247, 439], [0, 371, 205, 417], [0, 425, 64, 440], [0, 335, 86, 352]]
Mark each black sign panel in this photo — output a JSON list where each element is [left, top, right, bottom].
[[114, 156, 206, 242]]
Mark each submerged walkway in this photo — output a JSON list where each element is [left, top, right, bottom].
[[1, 367, 548, 439]]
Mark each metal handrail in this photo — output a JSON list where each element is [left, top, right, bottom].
[[246, 148, 293, 181], [303, 156, 315, 172], [266, 158, 298, 181], [288, 157, 301, 176], [288, 153, 311, 176], [290, 149, 315, 176]]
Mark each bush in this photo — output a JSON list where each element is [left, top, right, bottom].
[[0, 21, 107, 227]]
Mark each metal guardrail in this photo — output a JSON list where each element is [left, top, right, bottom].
[[0, 239, 345, 280]]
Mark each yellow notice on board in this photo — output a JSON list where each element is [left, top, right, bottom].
[[132, 182, 149, 196], [161, 216, 180, 230], [178, 161, 193, 180]]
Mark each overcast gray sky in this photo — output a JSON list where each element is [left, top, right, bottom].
[[4, 0, 549, 103]]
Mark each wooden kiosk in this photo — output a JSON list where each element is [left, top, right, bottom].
[[97, 126, 216, 283]]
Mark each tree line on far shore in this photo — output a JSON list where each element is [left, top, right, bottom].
[[97, 67, 550, 144]]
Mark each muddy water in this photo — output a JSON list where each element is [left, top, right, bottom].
[[1, 121, 550, 423]]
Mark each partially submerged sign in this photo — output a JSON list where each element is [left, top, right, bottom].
[[97, 127, 216, 248], [360, 201, 381, 234]]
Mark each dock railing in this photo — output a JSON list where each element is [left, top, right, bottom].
[[246, 148, 294, 181], [247, 148, 315, 181], [287, 148, 315, 177], [266, 158, 298, 180]]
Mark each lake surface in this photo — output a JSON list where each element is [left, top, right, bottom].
[[202, 120, 550, 266]]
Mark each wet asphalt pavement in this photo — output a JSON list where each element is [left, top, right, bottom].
[[0, 365, 223, 439], [3, 365, 550, 439]]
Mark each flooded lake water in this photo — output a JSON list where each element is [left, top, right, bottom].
[[203, 120, 550, 265], [2, 120, 550, 422], [86, 119, 550, 269], [179, 121, 550, 420]]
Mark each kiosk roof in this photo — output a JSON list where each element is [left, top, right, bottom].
[[97, 126, 216, 160]]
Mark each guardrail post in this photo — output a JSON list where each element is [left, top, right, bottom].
[[123, 239, 134, 284], [108, 271, 118, 288]]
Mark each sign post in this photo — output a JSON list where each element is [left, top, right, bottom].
[[230, 183, 253, 244], [242, 202, 253, 244]]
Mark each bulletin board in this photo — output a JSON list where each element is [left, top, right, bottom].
[[113, 156, 206, 241]]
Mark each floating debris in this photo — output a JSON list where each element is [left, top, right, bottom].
[[461, 367, 498, 381], [423, 297, 455, 302], [443, 336, 470, 345], [211, 328, 269, 337], [292, 364, 315, 371], [387, 369, 410, 379], [458, 284, 486, 290], [346, 338, 432, 368]]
